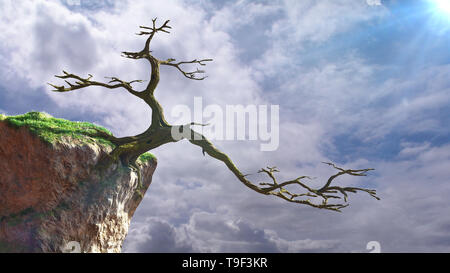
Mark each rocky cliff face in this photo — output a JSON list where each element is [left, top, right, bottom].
[[0, 113, 156, 253]]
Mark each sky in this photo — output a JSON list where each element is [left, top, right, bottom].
[[1, 0, 450, 252]]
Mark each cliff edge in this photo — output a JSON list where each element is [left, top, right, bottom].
[[0, 112, 156, 253]]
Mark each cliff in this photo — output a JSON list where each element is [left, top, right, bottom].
[[0, 112, 156, 253]]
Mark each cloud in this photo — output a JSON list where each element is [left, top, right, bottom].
[[251, 0, 387, 78], [209, 0, 281, 32], [359, 143, 450, 252], [123, 217, 194, 253], [271, 0, 384, 43], [265, 54, 450, 151], [0, 0, 99, 87], [123, 212, 339, 253], [366, 0, 382, 6], [398, 142, 431, 158], [354, 64, 450, 142]]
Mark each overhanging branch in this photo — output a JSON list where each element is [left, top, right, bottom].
[[182, 126, 379, 212]]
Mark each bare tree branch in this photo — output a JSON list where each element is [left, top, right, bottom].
[[47, 71, 143, 98], [182, 126, 379, 212], [121, 51, 145, 60], [160, 58, 213, 80], [121, 18, 171, 60], [316, 162, 378, 201], [142, 18, 171, 54], [137, 18, 172, 36]]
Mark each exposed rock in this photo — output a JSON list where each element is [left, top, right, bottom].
[[0, 114, 156, 253]]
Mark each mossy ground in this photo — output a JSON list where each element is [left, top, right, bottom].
[[2, 112, 156, 162], [138, 152, 157, 163], [4, 112, 113, 147]]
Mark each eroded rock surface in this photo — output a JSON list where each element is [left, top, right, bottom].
[[0, 121, 156, 252]]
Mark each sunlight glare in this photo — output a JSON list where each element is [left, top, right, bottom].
[[432, 0, 450, 15]]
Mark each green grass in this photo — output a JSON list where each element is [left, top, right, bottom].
[[3, 112, 114, 147], [138, 152, 157, 163], [2, 111, 156, 162]]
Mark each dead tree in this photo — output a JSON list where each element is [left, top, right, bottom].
[[49, 18, 379, 212]]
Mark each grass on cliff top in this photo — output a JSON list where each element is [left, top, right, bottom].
[[3, 111, 156, 162], [138, 152, 156, 163], [4, 112, 114, 147]]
